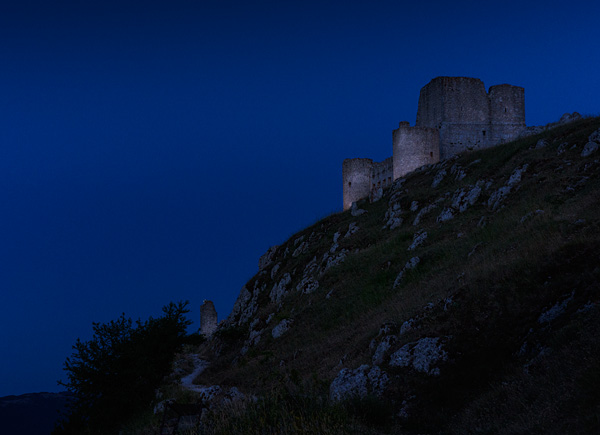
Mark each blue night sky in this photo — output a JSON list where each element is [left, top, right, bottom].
[[1, 0, 598, 396]]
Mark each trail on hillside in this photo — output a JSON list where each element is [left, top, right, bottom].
[[180, 355, 210, 393]]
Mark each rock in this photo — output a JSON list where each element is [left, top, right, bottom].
[[272, 319, 292, 339], [520, 209, 545, 224], [399, 319, 414, 335], [393, 257, 420, 288], [373, 335, 397, 365], [329, 233, 340, 253], [436, 208, 454, 223], [153, 399, 174, 414], [226, 283, 262, 326], [296, 276, 319, 294], [197, 385, 223, 403], [370, 187, 383, 203], [351, 202, 367, 217], [451, 164, 466, 181], [451, 185, 482, 213], [412, 200, 441, 226], [487, 186, 511, 211], [377, 323, 397, 336], [188, 385, 248, 410], [468, 243, 482, 258], [410, 201, 419, 211], [535, 138, 548, 149], [538, 292, 574, 323], [408, 230, 427, 251], [507, 164, 528, 187], [487, 164, 528, 212], [329, 365, 389, 402], [431, 169, 447, 188], [344, 222, 359, 238], [323, 249, 348, 271], [392, 178, 406, 190], [384, 201, 403, 230], [389, 337, 448, 375], [559, 112, 582, 123], [557, 142, 568, 155], [270, 263, 280, 280], [405, 256, 420, 270], [292, 241, 309, 257], [270, 273, 291, 303], [258, 246, 279, 272], [581, 141, 599, 157], [589, 128, 600, 143]]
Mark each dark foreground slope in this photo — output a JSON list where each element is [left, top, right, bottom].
[[168, 117, 600, 434]]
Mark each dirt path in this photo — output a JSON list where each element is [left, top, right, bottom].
[[179, 355, 210, 393]]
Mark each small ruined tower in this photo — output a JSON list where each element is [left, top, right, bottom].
[[200, 300, 218, 337]]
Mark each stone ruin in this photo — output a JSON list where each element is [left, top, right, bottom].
[[200, 300, 218, 337], [343, 76, 526, 210]]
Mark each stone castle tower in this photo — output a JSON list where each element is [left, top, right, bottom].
[[343, 77, 525, 210], [200, 300, 218, 337]]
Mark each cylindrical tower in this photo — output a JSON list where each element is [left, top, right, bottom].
[[342, 158, 373, 211], [200, 300, 218, 337], [392, 124, 440, 179]]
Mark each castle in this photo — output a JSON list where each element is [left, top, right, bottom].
[[343, 77, 525, 210]]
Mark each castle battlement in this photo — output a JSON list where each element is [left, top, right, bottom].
[[343, 77, 526, 210]]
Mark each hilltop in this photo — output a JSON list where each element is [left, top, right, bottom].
[[146, 116, 599, 434]]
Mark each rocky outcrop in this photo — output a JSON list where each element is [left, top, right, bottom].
[[389, 337, 448, 376], [258, 246, 279, 272], [329, 365, 389, 402], [272, 318, 292, 339], [487, 164, 528, 211]]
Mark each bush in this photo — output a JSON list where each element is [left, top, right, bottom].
[[53, 301, 192, 434]]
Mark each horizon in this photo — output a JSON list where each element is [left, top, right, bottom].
[[1, 0, 599, 397]]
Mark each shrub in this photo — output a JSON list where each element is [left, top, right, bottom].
[[53, 301, 192, 434]]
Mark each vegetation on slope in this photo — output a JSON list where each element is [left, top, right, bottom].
[[186, 116, 600, 434]]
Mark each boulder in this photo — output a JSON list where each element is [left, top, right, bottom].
[[389, 337, 448, 376], [351, 202, 367, 217], [329, 365, 389, 402], [581, 142, 599, 157], [272, 318, 292, 339]]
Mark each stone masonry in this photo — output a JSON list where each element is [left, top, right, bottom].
[[200, 300, 218, 337], [343, 77, 525, 210]]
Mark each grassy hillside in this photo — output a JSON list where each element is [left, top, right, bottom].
[[152, 117, 600, 434]]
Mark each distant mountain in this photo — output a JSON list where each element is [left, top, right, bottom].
[[0, 392, 73, 435]]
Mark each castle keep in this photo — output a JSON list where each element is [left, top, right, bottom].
[[343, 77, 525, 210]]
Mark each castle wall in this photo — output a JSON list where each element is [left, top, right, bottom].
[[372, 157, 393, 190], [438, 123, 491, 159], [341, 76, 526, 210], [417, 77, 489, 127], [416, 77, 525, 159], [343, 158, 373, 210], [392, 124, 440, 179], [489, 84, 525, 144]]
